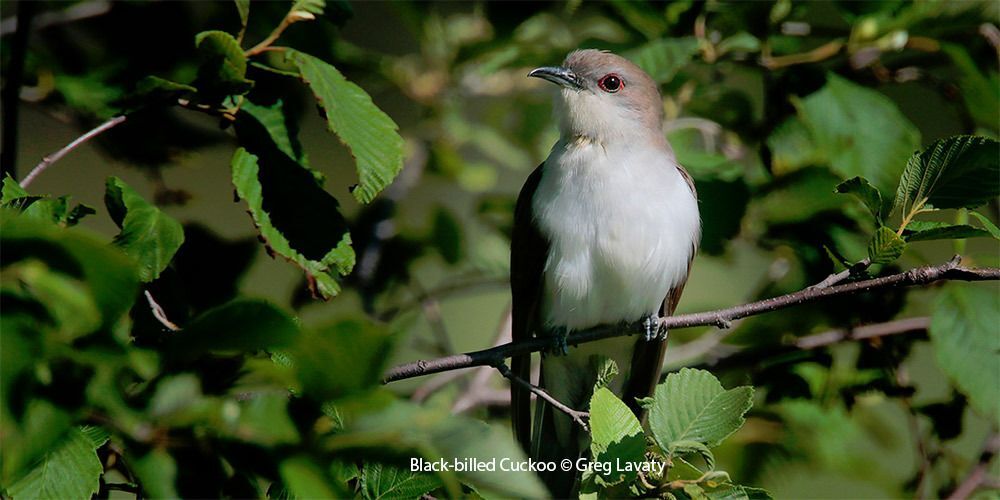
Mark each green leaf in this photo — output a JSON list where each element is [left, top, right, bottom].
[[902, 220, 992, 242], [291, 0, 326, 16], [194, 30, 253, 98], [969, 211, 1000, 240], [894, 135, 1000, 217], [866, 226, 906, 264], [2, 212, 139, 328], [767, 117, 822, 175], [624, 37, 699, 84], [105, 177, 185, 282], [294, 319, 394, 400], [165, 299, 299, 361], [648, 368, 754, 453], [132, 449, 178, 499], [239, 100, 313, 170], [346, 402, 546, 498], [231, 148, 354, 299], [591, 355, 619, 390], [670, 440, 716, 470], [120, 76, 197, 111], [589, 387, 646, 486], [11, 261, 102, 339], [6, 427, 105, 500], [707, 485, 774, 500], [2, 175, 94, 227], [795, 74, 921, 193], [835, 176, 884, 223], [929, 284, 1000, 418], [234, 0, 250, 26], [232, 393, 300, 446], [280, 456, 344, 499], [361, 462, 442, 500], [285, 49, 404, 204]]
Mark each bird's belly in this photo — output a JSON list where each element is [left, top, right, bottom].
[[538, 186, 695, 331]]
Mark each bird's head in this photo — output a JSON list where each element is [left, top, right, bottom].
[[529, 49, 664, 145]]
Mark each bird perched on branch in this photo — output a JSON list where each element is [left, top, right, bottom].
[[510, 49, 700, 496]]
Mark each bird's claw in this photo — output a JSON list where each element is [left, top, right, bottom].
[[547, 326, 570, 356], [643, 314, 667, 342]]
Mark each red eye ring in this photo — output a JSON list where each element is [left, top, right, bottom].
[[598, 73, 623, 93]]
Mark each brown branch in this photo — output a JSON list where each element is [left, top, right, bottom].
[[947, 433, 1000, 500], [20, 115, 126, 188], [383, 257, 999, 383], [144, 290, 180, 332], [494, 362, 589, 430]]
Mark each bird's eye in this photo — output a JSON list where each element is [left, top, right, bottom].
[[598, 74, 623, 93]]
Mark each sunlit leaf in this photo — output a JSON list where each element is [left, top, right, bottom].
[[6, 428, 105, 500], [767, 118, 821, 175], [648, 368, 754, 453], [234, 0, 249, 26], [2, 212, 139, 327], [835, 176, 884, 223], [969, 211, 1000, 240], [280, 456, 345, 498], [286, 49, 404, 203], [625, 37, 699, 84], [132, 449, 178, 499], [361, 462, 442, 500], [194, 30, 253, 97], [795, 74, 921, 193], [345, 402, 547, 498], [105, 177, 185, 282], [902, 221, 991, 242], [231, 148, 354, 298], [929, 284, 1000, 418], [867, 226, 906, 264], [893, 135, 1000, 217], [589, 387, 645, 485]]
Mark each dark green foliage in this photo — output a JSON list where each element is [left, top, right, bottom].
[[4, 1, 998, 499]]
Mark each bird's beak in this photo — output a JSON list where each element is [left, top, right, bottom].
[[528, 66, 583, 90]]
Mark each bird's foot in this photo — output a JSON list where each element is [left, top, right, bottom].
[[546, 326, 570, 356], [643, 314, 667, 342]]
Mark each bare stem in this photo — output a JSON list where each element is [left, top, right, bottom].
[[384, 257, 999, 383], [144, 290, 180, 332], [20, 115, 127, 188], [495, 362, 589, 430]]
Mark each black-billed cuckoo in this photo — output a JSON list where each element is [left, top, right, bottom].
[[510, 49, 700, 496]]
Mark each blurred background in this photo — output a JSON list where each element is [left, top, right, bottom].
[[3, 1, 998, 497]]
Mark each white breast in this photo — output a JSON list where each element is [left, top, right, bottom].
[[533, 138, 699, 331]]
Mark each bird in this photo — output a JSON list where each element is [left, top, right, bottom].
[[509, 49, 700, 496]]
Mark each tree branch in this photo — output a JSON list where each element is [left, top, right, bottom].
[[947, 433, 999, 500], [383, 257, 999, 383], [20, 115, 126, 188], [495, 362, 589, 430]]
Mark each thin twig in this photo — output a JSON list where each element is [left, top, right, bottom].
[[494, 362, 589, 430], [947, 433, 1000, 500], [20, 115, 126, 188], [144, 290, 180, 332], [384, 257, 999, 383], [809, 258, 871, 290], [794, 316, 929, 350], [0, 0, 111, 36]]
